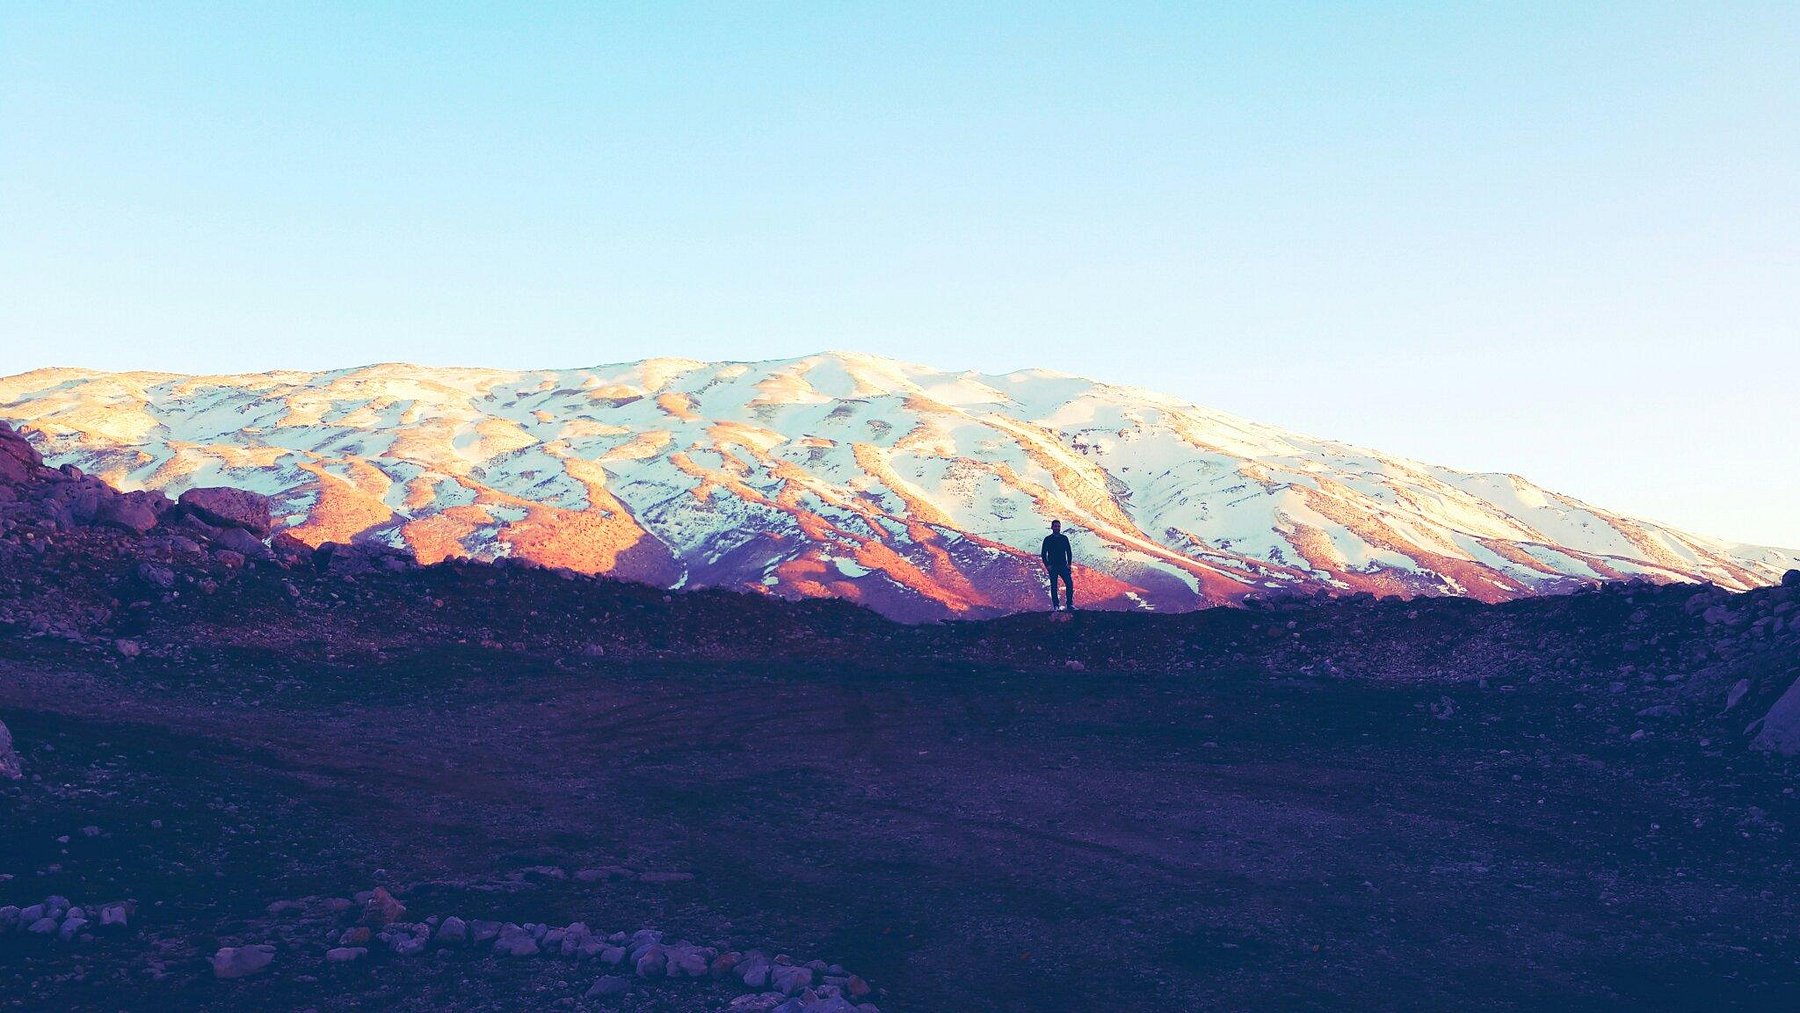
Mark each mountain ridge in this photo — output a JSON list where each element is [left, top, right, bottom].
[[3, 351, 1794, 620]]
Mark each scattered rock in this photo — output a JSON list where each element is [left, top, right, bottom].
[[326, 946, 367, 963], [436, 915, 468, 944], [494, 923, 540, 957], [585, 975, 632, 998], [93, 491, 166, 534], [359, 886, 405, 927], [469, 920, 502, 945], [211, 944, 276, 979], [772, 965, 814, 995]]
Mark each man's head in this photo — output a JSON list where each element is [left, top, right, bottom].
[[1050, 520, 1062, 533]]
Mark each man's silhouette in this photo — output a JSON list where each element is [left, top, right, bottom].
[[1041, 520, 1074, 611]]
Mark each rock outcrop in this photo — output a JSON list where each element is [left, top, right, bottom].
[[1753, 675, 1800, 755], [0, 717, 21, 780], [178, 486, 273, 537]]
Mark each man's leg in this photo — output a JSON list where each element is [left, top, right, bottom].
[[1047, 570, 1060, 610], [1061, 568, 1075, 610]]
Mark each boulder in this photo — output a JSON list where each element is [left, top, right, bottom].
[[135, 562, 177, 590], [1784, 569, 1800, 588], [0, 718, 21, 780], [94, 490, 169, 534], [326, 946, 367, 963], [772, 964, 814, 995], [1752, 675, 1800, 754], [208, 525, 269, 558], [178, 487, 272, 537], [635, 945, 668, 977], [359, 886, 405, 927], [469, 920, 503, 945], [667, 947, 710, 978], [270, 530, 313, 561], [436, 915, 468, 944], [739, 956, 773, 988], [494, 923, 539, 957], [392, 934, 427, 957], [211, 944, 276, 979]]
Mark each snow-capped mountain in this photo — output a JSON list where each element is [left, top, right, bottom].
[[2, 352, 1793, 620]]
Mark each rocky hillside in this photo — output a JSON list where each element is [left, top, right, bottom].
[[2, 354, 1796, 622], [4, 415, 1800, 1010], [3, 415, 1799, 757]]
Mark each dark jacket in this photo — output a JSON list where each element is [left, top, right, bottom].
[[1041, 532, 1072, 571]]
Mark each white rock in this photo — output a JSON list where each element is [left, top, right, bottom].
[[1726, 678, 1751, 712], [469, 919, 502, 944], [0, 719, 22, 780], [585, 975, 631, 998], [493, 923, 539, 957], [436, 915, 468, 944], [772, 964, 814, 995], [667, 948, 709, 978], [635, 945, 668, 977], [739, 958, 773, 988], [211, 944, 276, 979]]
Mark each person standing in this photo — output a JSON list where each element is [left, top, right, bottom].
[[1041, 520, 1074, 611]]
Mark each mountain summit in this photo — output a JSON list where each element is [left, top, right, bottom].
[[2, 352, 1792, 620]]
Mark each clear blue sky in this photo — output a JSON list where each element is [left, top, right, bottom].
[[2, 3, 1795, 546]]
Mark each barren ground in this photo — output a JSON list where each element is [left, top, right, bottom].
[[4, 582, 1799, 1010]]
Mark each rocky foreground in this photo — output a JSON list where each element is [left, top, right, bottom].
[[3, 419, 1800, 1010]]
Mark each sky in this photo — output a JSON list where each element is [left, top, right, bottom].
[[1, 2, 1795, 547]]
